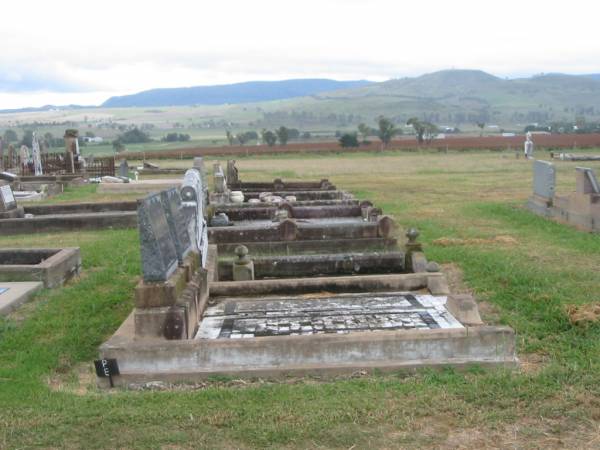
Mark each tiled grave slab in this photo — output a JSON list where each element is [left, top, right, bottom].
[[196, 293, 463, 340], [0, 282, 43, 315]]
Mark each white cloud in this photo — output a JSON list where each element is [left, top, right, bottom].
[[0, 0, 599, 108]]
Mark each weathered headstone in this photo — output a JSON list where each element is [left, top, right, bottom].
[[19, 145, 30, 171], [532, 160, 556, 199], [8, 145, 16, 169], [32, 132, 43, 176], [118, 160, 129, 178], [64, 129, 78, 173], [180, 168, 208, 268], [0, 137, 3, 170], [160, 188, 192, 265], [137, 193, 178, 282], [524, 132, 534, 159], [226, 160, 239, 184], [0, 183, 17, 212], [214, 164, 226, 193], [575, 167, 600, 194]]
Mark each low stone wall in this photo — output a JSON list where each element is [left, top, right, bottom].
[[0, 247, 81, 288], [0, 212, 138, 235]]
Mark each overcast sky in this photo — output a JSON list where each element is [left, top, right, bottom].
[[0, 0, 598, 109]]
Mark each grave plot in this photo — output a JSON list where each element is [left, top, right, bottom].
[[0, 248, 81, 288], [527, 161, 600, 232], [98, 160, 517, 387]]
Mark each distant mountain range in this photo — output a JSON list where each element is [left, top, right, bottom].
[[3, 72, 600, 126], [100, 79, 374, 108], [257, 70, 600, 125]]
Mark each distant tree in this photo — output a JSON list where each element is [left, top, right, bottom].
[[3, 129, 18, 143], [20, 130, 34, 148], [85, 131, 96, 138], [275, 126, 289, 145], [118, 127, 151, 144], [225, 130, 235, 146], [261, 129, 277, 147], [162, 132, 191, 142], [407, 117, 426, 144], [423, 122, 439, 144], [357, 123, 371, 144], [376, 116, 398, 149], [287, 128, 300, 140], [43, 132, 54, 147], [476, 122, 485, 137], [338, 132, 360, 148], [112, 139, 125, 153]]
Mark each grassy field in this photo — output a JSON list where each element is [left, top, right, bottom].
[[1, 151, 600, 448]]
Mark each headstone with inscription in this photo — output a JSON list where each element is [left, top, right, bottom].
[[180, 168, 208, 268], [160, 188, 192, 265], [137, 193, 178, 282], [532, 160, 556, 199], [0, 183, 16, 211], [0, 181, 23, 219]]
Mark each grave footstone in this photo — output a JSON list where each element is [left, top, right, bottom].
[[160, 188, 192, 265], [532, 160, 556, 199], [137, 193, 178, 282]]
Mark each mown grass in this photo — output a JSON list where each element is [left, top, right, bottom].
[[1, 150, 600, 448]]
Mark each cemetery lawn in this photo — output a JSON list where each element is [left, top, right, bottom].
[[2, 149, 600, 449]]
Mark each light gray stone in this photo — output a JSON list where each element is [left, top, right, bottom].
[[532, 160, 555, 199], [0, 184, 16, 211]]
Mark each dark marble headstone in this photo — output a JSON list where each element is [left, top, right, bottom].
[[160, 188, 192, 265], [0, 183, 17, 212], [137, 192, 178, 282]]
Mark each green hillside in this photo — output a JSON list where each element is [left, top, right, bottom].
[[259, 70, 600, 126]]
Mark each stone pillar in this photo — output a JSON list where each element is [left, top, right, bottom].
[[32, 132, 43, 176], [64, 129, 78, 173], [232, 245, 254, 281]]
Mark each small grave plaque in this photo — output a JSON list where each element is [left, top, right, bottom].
[[533, 160, 556, 199], [94, 358, 120, 387], [0, 184, 16, 211], [137, 193, 178, 282], [160, 188, 192, 265]]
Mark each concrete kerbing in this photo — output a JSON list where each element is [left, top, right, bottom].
[[98, 324, 517, 387], [0, 282, 43, 315], [0, 247, 81, 288], [209, 272, 446, 297]]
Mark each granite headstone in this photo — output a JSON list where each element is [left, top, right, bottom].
[[137, 192, 178, 282], [160, 188, 192, 265]]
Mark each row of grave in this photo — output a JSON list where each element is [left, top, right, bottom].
[[97, 159, 517, 387], [528, 160, 600, 232]]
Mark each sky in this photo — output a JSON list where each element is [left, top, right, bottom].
[[0, 0, 599, 109]]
